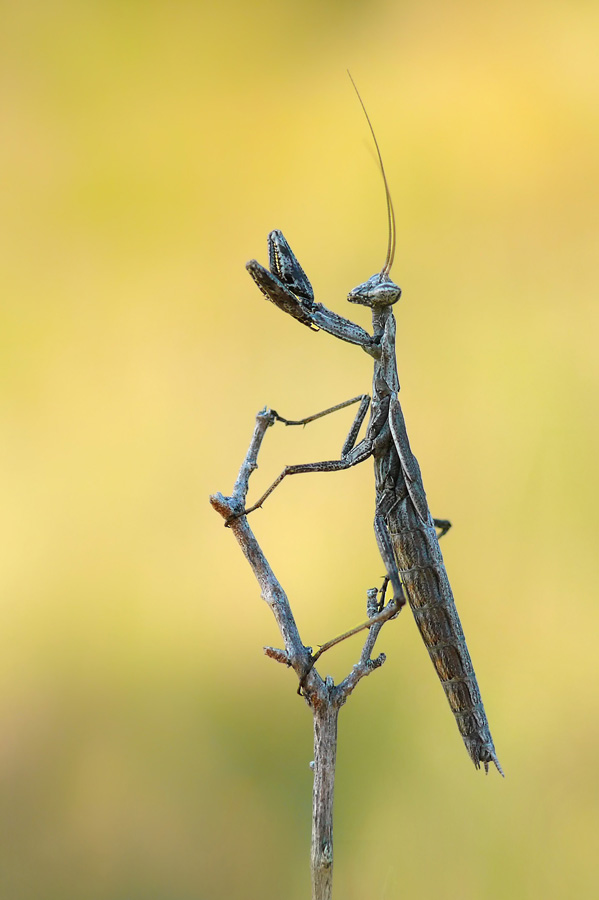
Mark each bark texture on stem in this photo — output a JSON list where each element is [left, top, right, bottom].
[[211, 407, 396, 898], [311, 679, 339, 900]]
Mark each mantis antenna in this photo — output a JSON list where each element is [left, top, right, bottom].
[[347, 70, 397, 277]]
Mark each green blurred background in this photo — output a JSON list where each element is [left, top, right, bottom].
[[2, 1, 598, 897]]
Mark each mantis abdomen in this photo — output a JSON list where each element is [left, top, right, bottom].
[[388, 506, 502, 774]]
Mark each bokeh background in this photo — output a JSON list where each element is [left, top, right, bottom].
[[2, 1, 598, 898]]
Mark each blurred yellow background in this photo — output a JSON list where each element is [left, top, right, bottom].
[[1, 1, 598, 897]]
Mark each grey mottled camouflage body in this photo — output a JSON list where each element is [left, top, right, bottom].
[[368, 306, 500, 771], [246, 229, 502, 775]]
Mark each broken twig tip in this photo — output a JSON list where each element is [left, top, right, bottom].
[[264, 646, 291, 666]]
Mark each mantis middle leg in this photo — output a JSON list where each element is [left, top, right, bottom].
[[239, 395, 372, 517]]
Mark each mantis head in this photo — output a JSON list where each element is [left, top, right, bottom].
[[347, 272, 401, 308]]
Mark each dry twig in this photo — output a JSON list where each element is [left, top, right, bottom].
[[210, 407, 393, 900]]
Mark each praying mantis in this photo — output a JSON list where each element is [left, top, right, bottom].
[[235, 81, 502, 775]]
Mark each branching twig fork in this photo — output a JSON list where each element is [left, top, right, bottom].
[[210, 407, 392, 900]]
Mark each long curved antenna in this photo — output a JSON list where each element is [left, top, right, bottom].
[[347, 70, 397, 277]]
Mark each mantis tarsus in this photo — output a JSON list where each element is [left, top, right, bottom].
[[237, 81, 502, 776]]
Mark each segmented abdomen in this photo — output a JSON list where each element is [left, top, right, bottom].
[[388, 511, 502, 774]]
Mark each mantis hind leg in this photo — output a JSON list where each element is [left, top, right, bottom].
[[433, 518, 452, 538], [374, 514, 407, 610]]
